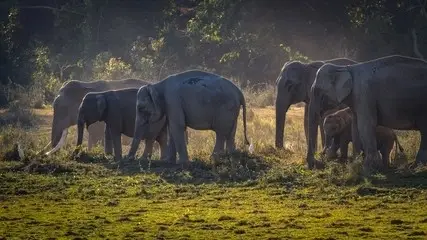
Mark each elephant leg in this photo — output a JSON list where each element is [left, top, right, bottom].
[[329, 135, 341, 158], [141, 139, 154, 160], [166, 125, 177, 163], [156, 126, 169, 161], [319, 118, 326, 150], [110, 129, 122, 162], [322, 134, 332, 155], [415, 130, 427, 165], [339, 140, 349, 162], [170, 126, 188, 165], [323, 135, 339, 159], [351, 113, 362, 158], [225, 118, 238, 154], [212, 132, 226, 160], [356, 116, 381, 170], [104, 125, 113, 155], [167, 106, 189, 165], [380, 147, 390, 169], [304, 103, 309, 146], [304, 104, 318, 151]]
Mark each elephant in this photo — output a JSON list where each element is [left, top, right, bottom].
[[307, 54, 427, 170], [40, 78, 149, 156], [275, 57, 357, 154], [127, 69, 250, 166], [319, 104, 349, 158], [322, 107, 404, 167], [75, 88, 168, 162]]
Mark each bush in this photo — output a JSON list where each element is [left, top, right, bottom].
[[92, 52, 133, 80]]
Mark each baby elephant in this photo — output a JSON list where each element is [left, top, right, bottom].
[[76, 88, 168, 162], [322, 107, 404, 167]]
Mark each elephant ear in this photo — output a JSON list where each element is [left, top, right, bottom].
[[96, 94, 106, 118], [276, 61, 293, 85], [147, 85, 162, 121], [333, 67, 353, 103], [306, 61, 325, 84]]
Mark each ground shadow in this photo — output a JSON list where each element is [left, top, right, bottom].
[[72, 150, 272, 185], [369, 166, 427, 190]]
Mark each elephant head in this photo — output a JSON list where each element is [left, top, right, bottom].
[[311, 64, 353, 105], [42, 81, 97, 155], [306, 64, 354, 169], [76, 93, 107, 147], [275, 60, 324, 148], [127, 84, 166, 159]]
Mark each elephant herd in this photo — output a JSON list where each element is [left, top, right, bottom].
[[277, 54, 427, 171], [38, 70, 249, 166], [37, 54, 427, 171]]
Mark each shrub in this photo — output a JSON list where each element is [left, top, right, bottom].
[[92, 52, 132, 80]]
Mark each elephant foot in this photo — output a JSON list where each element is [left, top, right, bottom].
[[125, 155, 135, 162], [167, 156, 177, 164], [415, 149, 427, 165], [177, 160, 190, 169], [314, 159, 325, 170], [363, 152, 384, 172], [325, 148, 338, 159], [338, 157, 348, 164], [210, 152, 222, 164], [306, 156, 324, 170]]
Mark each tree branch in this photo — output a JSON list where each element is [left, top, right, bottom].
[[411, 28, 425, 59], [17, 6, 85, 16]]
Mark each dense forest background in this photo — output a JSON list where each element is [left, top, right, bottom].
[[1, 0, 427, 107]]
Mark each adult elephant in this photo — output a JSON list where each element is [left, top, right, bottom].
[[127, 69, 250, 166], [306, 55, 427, 170], [40, 78, 149, 155], [275, 58, 357, 152]]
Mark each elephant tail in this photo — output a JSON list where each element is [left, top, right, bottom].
[[240, 91, 250, 146]]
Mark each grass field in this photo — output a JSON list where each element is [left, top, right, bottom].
[[1, 105, 427, 239]]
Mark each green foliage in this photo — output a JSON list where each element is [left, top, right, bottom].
[[92, 52, 132, 80], [279, 43, 309, 62], [3, 0, 427, 103]]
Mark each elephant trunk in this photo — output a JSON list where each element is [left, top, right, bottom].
[[306, 92, 321, 169], [45, 129, 68, 155], [43, 113, 70, 155], [51, 114, 61, 148], [275, 93, 290, 148], [127, 119, 144, 159]]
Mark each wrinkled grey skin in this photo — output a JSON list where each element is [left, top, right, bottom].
[[307, 55, 427, 170], [322, 107, 404, 167], [76, 88, 168, 162], [275, 58, 357, 154], [42, 78, 149, 155], [127, 70, 250, 165]]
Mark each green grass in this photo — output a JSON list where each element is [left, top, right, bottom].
[[1, 105, 427, 239]]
